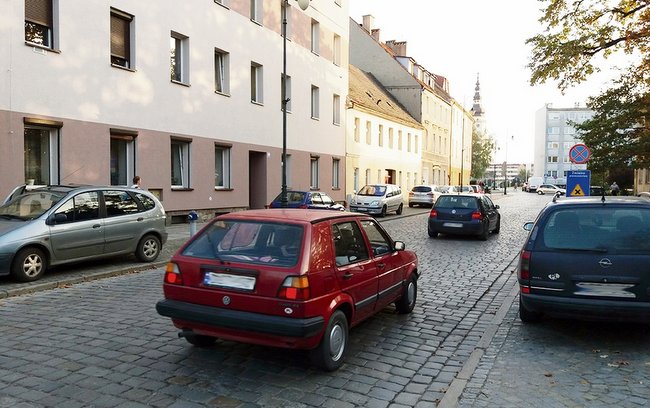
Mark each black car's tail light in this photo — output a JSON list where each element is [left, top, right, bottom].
[[278, 276, 310, 300], [430, 209, 438, 218], [471, 211, 482, 220], [519, 250, 531, 293], [164, 262, 184, 285]]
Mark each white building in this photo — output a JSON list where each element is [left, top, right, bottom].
[[2, 0, 349, 219], [534, 104, 592, 186], [346, 65, 423, 199]]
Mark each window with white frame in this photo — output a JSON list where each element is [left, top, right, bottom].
[[24, 124, 60, 185], [250, 0, 262, 23], [332, 158, 340, 189], [547, 156, 558, 163], [407, 133, 412, 152], [110, 8, 133, 68], [170, 32, 189, 84], [366, 121, 371, 144], [311, 85, 319, 119], [215, 145, 231, 188], [110, 131, 136, 186], [214, 48, 230, 94], [310, 156, 319, 189], [353, 168, 359, 191], [333, 34, 341, 66], [354, 118, 360, 142], [548, 127, 560, 134], [171, 139, 191, 188], [311, 19, 320, 54], [251, 62, 263, 103], [365, 168, 370, 185], [332, 94, 340, 125], [389, 128, 394, 149], [398, 130, 403, 150], [25, 0, 55, 49], [415, 135, 419, 153], [281, 74, 292, 112], [378, 125, 384, 147], [548, 142, 559, 149]]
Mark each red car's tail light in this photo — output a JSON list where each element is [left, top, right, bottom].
[[164, 262, 184, 285], [519, 250, 531, 280], [430, 209, 438, 217], [278, 276, 310, 300], [471, 211, 482, 220]]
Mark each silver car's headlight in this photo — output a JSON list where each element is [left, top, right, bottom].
[[370, 200, 379, 206]]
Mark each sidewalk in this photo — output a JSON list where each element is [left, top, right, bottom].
[[0, 206, 438, 299]]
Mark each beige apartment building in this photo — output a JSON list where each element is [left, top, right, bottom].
[[1, 0, 349, 220], [346, 65, 423, 201]]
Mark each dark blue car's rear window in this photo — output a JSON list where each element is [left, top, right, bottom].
[[435, 196, 478, 210]]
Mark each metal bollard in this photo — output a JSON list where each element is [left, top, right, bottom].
[[188, 211, 198, 236]]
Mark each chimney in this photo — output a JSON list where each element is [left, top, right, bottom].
[[371, 29, 380, 41], [385, 40, 407, 56], [362, 15, 374, 33]]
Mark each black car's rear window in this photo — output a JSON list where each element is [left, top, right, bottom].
[[182, 220, 303, 266], [541, 208, 650, 253], [435, 196, 478, 209]]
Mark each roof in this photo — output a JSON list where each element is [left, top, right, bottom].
[[216, 209, 367, 224], [348, 65, 423, 129]]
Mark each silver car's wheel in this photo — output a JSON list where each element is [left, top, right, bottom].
[[136, 235, 161, 262], [12, 247, 47, 282]]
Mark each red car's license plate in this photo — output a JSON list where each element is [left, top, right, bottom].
[[204, 272, 256, 290]]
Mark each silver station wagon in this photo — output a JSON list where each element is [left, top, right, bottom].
[[0, 185, 167, 282]]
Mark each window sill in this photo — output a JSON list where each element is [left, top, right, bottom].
[[250, 18, 263, 27], [311, 50, 320, 56], [332, 122, 341, 127], [25, 42, 60, 53], [214, 1, 230, 10], [215, 91, 231, 97], [311, 116, 320, 121], [214, 187, 233, 191], [111, 64, 136, 72], [171, 187, 194, 192], [171, 80, 191, 87], [251, 100, 264, 106]]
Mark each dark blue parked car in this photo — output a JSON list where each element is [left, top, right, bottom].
[[269, 191, 345, 211]]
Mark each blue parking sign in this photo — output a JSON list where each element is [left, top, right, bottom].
[[566, 170, 591, 197]]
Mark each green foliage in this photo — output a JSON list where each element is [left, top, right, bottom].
[[471, 127, 495, 179]]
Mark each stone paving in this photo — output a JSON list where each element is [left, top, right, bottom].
[[0, 192, 549, 407]]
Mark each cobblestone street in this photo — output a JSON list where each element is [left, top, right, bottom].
[[4, 192, 644, 407]]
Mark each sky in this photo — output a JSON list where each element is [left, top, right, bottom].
[[348, 0, 618, 164]]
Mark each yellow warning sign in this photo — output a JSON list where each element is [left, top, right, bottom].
[[571, 184, 585, 196]]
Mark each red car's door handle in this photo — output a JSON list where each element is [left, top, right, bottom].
[[377, 262, 385, 269], [342, 272, 353, 280]]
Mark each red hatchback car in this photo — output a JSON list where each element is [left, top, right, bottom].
[[156, 209, 418, 370]]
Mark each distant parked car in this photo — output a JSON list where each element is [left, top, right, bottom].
[[428, 194, 501, 240], [269, 191, 344, 211], [590, 186, 607, 196], [537, 184, 566, 195], [349, 184, 403, 217], [156, 209, 419, 371], [518, 196, 650, 323], [408, 185, 447, 208], [469, 185, 484, 194], [0, 185, 167, 282]]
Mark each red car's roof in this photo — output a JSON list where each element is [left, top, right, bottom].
[[218, 208, 363, 223]]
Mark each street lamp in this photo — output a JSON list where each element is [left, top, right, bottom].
[[281, 0, 311, 207], [503, 135, 514, 195]]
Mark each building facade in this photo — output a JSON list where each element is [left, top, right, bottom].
[[346, 65, 423, 201], [534, 104, 592, 186], [2, 0, 349, 219]]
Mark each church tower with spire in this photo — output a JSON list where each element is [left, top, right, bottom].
[[471, 73, 486, 134]]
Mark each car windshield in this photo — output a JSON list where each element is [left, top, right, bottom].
[[358, 185, 387, 196], [273, 191, 306, 204], [181, 220, 303, 267], [412, 186, 432, 193], [0, 191, 65, 220], [542, 208, 650, 254], [435, 196, 478, 209]]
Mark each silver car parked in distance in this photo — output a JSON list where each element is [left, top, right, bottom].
[[408, 185, 448, 208], [0, 185, 167, 282], [349, 184, 404, 217]]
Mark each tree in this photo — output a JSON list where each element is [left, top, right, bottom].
[[471, 127, 495, 180], [527, 0, 650, 183]]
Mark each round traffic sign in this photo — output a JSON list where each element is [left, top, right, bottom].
[[569, 143, 590, 164]]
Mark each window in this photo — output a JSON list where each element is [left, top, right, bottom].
[[415, 135, 419, 153], [25, 0, 54, 48], [110, 131, 136, 186], [311, 19, 320, 54], [407, 133, 412, 152], [24, 125, 59, 185], [366, 121, 371, 145], [378, 125, 384, 147], [547, 156, 558, 163], [215, 145, 231, 188], [170, 33, 189, 84], [281, 74, 292, 112], [360, 219, 392, 256], [333, 221, 369, 266], [171, 139, 190, 188], [104, 190, 140, 217], [365, 169, 370, 185], [333, 34, 341, 66], [354, 118, 360, 142], [332, 94, 340, 125], [311, 85, 319, 119], [548, 142, 559, 149], [548, 127, 560, 134], [389, 128, 394, 149], [332, 158, 340, 189], [353, 168, 359, 192], [214, 48, 230, 94], [398, 130, 403, 150], [251, 62, 263, 103], [54, 192, 100, 224], [310, 156, 319, 189], [110, 9, 133, 68], [250, 0, 262, 23]]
